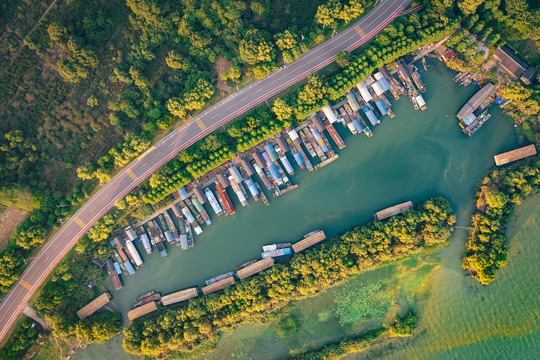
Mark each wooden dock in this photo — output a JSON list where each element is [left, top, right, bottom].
[[161, 288, 199, 306], [494, 145, 536, 166], [202, 277, 235, 295], [374, 201, 413, 220], [127, 301, 158, 321]]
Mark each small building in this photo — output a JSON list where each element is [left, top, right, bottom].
[[521, 67, 537, 85], [127, 301, 158, 321], [202, 277, 235, 295], [292, 230, 326, 253], [374, 201, 413, 220], [91, 258, 105, 268], [113, 235, 126, 249], [241, 158, 256, 176], [177, 187, 189, 200], [236, 258, 274, 280], [442, 49, 456, 62], [493, 46, 528, 79], [161, 288, 199, 306], [77, 292, 111, 319], [192, 186, 207, 204], [494, 145, 537, 166]]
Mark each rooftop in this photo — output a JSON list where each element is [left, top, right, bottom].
[[494, 145, 537, 166], [493, 46, 528, 79], [201, 277, 235, 295], [161, 288, 199, 306], [77, 292, 111, 319], [457, 83, 495, 120], [374, 201, 414, 220], [127, 301, 158, 321], [292, 230, 327, 253], [236, 258, 275, 280]]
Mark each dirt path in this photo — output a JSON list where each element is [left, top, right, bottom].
[[0, 207, 29, 250]]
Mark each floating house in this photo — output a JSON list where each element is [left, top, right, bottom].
[[374, 201, 413, 220], [322, 104, 339, 123], [494, 145, 537, 166], [236, 258, 274, 280], [292, 230, 326, 253], [77, 292, 111, 319], [161, 288, 199, 306], [202, 277, 236, 295], [127, 301, 158, 321], [457, 83, 495, 135]]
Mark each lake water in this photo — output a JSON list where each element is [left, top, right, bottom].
[[74, 59, 536, 360]]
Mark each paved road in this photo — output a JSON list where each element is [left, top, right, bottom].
[[0, 0, 410, 340]]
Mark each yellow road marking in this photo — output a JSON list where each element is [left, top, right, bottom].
[[114, 183, 121, 190], [74, 217, 86, 228], [19, 280, 32, 290], [226, 105, 232, 110], [355, 26, 366, 37], [256, 88, 262, 92], [211, 114, 218, 119], [55, 242, 61, 250], [126, 169, 137, 180], [0, 287, 23, 322], [195, 118, 206, 131], [142, 161, 148, 167], [90, 206, 96, 212], [45, 256, 49, 262], [241, 96, 247, 101], [168, 142, 175, 148]]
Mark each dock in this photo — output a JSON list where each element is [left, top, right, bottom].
[[236, 257, 274, 280], [494, 145, 537, 166], [161, 288, 199, 306], [292, 230, 326, 253], [127, 301, 158, 321], [202, 277, 236, 295], [374, 201, 413, 220], [77, 292, 111, 319]]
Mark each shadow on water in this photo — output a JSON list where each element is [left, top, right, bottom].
[[75, 59, 537, 360]]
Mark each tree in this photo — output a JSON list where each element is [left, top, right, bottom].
[[316, 0, 341, 28], [457, 0, 485, 15], [239, 29, 275, 65], [389, 312, 416, 337], [274, 315, 299, 336], [336, 51, 352, 67], [272, 98, 293, 121], [275, 30, 298, 51], [165, 50, 189, 70], [220, 66, 242, 82], [167, 98, 186, 118], [250, 1, 269, 16]]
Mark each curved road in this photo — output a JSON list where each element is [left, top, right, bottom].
[[0, 0, 410, 340]]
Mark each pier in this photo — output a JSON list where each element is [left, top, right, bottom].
[[374, 201, 413, 220]]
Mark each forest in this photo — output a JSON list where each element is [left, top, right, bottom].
[[462, 156, 539, 284], [122, 197, 455, 356]]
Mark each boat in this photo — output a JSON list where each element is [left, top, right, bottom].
[[262, 247, 292, 258], [134, 293, 161, 308], [206, 271, 235, 286], [237, 259, 257, 270], [262, 243, 292, 252], [185, 219, 194, 248], [304, 230, 321, 238], [135, 290, 155, 303]]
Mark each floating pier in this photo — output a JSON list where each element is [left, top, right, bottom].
[[77, 292, 111, 319]]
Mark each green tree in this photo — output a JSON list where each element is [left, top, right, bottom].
[[457, 0, 485, 15], [389, 312, 416, 337], [272, 98, 293, 121], [221, 66, 242, 82], [336, 51, 352, 67], [239, 29, 275, 65], [274, 315, 299, 336], [165, 50, 189, 70]]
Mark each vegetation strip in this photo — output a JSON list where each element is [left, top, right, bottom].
[[462, 156, 539, 284], [123, 197, 455, 356]]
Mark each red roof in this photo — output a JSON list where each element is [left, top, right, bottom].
[[442, 49, 456, 62]]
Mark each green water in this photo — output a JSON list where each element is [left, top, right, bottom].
[[74, 60, 537, 360]]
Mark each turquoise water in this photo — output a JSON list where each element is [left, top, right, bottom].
[[74, 59, 533, 360]]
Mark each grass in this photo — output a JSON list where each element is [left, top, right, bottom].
[[30, 333, 72, 360]]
